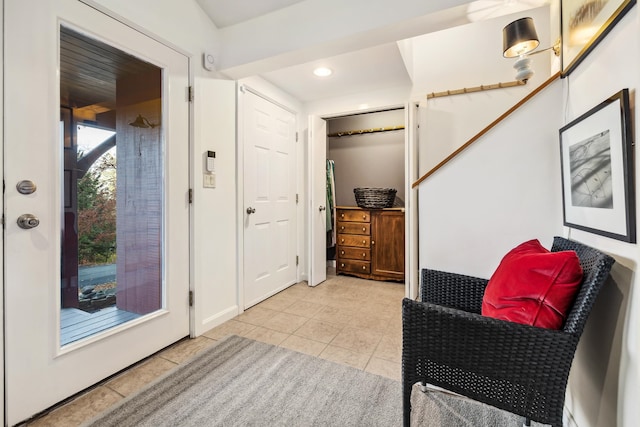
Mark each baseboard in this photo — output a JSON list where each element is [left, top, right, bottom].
[[196, 305, 238, 336]]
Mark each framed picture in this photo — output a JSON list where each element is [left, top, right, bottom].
[[561, 0, 636, 77], [559, 89, 635, 242]]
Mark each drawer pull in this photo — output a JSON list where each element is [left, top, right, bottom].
[[341, 213, 345, 218], [362, 253, 366, 258], [341, 263, 345, 268], [341, 251, 345, 255], [341, 239, 345, 244], [362, 215, 366, 219], [362, 240, 366, 244], [341, 226, 345, 230], [372, 240, 375, 245], [362, 266, 366, 270], [362, 227, 366, 232]]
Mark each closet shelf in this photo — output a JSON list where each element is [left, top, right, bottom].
[[327, 125, 405, 138]]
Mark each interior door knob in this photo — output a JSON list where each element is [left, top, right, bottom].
[[246, 207, 256, 214], [319, 206, 326, 212], [17, 214, 40, 229]]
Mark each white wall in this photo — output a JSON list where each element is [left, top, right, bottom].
[[558, 6, 639, 427], [327, 109, 406, 206], [407, 6, 554, 175], [418, 80, 563, 277]]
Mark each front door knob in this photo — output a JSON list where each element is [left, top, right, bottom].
[[16, 180, 37, 195], [17, 214, 40, 229]]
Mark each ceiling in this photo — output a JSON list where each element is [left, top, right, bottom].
[[196, 0, 548, 104], [197, 0, 307, 28], [260, 43, 413, 103], [60, 26, 160, 110]]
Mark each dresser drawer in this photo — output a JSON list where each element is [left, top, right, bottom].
[[337, 221, 370, 235], [337, 247, 371, 261], [338, 234, 370, 248], [338, 260, 371, 274], [337, 209, 370, 223]]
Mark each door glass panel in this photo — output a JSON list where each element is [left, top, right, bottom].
[[60, 26, 164, 346]]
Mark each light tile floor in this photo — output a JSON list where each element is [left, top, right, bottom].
[[23, 269, 405, 426]]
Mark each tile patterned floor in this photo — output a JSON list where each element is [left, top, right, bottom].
[[23, 270, 405, 426]]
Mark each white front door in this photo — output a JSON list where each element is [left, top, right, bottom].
[[309, 116, 327, 287], [4, 0, 190, 424], [242, 89, 297, 308]]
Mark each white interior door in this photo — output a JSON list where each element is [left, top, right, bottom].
[[4, 1, 190, 424], [309, 115, 327, 287], [242, 89, 297, 308]]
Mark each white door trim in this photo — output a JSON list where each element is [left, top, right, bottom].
[[240, 84, 297, 115], [0, 1, 5, 424], [405, 102, 420, 299], [78, 0, 192, 58], [307, 103, 418, 298]]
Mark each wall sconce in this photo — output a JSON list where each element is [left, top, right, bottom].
[[129, 114, 159, 129], [503, 17, 560, 83]]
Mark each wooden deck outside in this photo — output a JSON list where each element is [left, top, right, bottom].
[[61, 306, 141, 346]]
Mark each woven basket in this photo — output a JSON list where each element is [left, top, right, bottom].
[[354, 187, 397, 209]]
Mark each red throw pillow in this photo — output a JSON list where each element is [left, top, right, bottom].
[[481, 239, 583, 329]]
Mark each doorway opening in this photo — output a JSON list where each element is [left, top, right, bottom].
[[326, 108, 406, 285]]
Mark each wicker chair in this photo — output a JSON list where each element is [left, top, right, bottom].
[[402, 236, 615, 427]]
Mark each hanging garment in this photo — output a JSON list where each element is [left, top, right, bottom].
[[326, 159, 336, 246]]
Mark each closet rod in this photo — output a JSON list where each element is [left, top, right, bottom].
[[327, 125, 405, 138]]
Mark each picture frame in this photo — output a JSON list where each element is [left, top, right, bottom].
[[559, 88, 635, 243], [561, 0, 636, 77]]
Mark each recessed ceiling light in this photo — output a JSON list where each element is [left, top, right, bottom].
[[313, 67, 333, 77]]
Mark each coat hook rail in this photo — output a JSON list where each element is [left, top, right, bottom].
[[327, 125, 405, 138], [426, 80, 526, 99]]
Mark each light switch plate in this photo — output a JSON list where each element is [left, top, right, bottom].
[[203, 173, 216, 188]]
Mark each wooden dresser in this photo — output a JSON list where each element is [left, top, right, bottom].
[[335, 206, 404, 282]]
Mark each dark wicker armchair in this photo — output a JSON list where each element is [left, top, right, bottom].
[[402, 236, 614, 427]]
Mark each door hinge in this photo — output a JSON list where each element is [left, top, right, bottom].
[[188, 86, 194, 102], [189, 290, 194, 307], [296, 193, 299, 204], [188, 188, 193, 204], [296, 255, 299, 266], [295, 132, 299, 142]]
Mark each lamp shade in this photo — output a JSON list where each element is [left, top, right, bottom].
[[503, 17, 539, 57]]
